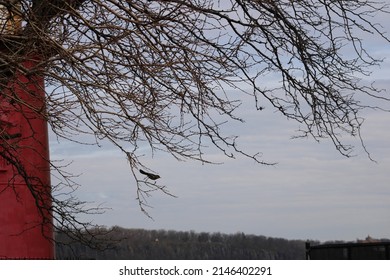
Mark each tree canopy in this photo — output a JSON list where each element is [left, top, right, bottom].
[[0, 0, 389, 236]]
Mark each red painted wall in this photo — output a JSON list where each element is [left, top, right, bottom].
[[0, 57, 54, 259]]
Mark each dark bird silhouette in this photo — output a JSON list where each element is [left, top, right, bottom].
[[140, 169, 160, 180]]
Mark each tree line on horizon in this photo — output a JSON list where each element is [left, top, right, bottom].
[[55, 226, 308, 260]]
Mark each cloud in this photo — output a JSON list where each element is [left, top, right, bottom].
[[47, 6, 390, 242], [49, 96, 390, 241]]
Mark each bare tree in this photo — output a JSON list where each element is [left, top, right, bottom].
[[0, 0, 389, 239]]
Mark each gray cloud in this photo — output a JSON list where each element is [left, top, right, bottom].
[[49, 6, 390, 242]]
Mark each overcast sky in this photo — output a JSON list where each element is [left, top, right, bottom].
[[49, 4, 390, 242]]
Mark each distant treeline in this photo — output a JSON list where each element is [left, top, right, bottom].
[[55, 226, 307, 260]]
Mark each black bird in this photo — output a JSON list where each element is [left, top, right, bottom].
[[139, 169, 160, 180]]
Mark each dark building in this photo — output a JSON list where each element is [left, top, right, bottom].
[[306, 240, 390, 260]]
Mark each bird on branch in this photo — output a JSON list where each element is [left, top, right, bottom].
[[139, 169, 160, 180]]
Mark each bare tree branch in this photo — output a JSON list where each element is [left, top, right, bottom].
[[0, 0, 389, 243]]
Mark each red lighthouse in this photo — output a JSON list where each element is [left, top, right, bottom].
[[0, 5, 54, 259]]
